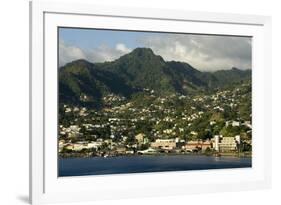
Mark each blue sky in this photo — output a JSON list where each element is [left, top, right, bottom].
[[59, 27, 252, 71], [59, 28, 158, 50]]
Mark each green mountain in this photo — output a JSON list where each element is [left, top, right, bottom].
[[59, 59, 135, 108], [59, 48, 251, 108], [211, 67, 251, 87], [97, 48, 177, 93]]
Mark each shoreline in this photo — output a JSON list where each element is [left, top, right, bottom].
[[59, 152, 252, 159]]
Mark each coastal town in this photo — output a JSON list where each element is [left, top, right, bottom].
[[59, 81, 252, 158]]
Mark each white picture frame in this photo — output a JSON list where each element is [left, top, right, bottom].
[[30, 1, 272, 204]]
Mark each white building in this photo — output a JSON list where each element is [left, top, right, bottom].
[[232, 121, 240, 127], [212, 135, 239, 152], [151, 139, 177, 150], [235, 135, 241, 144], [219, 137, 237, 152], [213, 135, 221, 151]]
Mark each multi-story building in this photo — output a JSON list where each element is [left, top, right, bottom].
[[151, 139, 177, 150], [218, 137, 237, 152], [185, 140, 212, 151], [213, 135, 240, 152]]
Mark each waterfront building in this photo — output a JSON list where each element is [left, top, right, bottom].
[[213, 135, 222, 151], [212, 135, 240, 152], [115, 146, 127, 154], [200, 140, 212, 151], [185, 140, 212, 151], [235, 135, 241, 144], [151, 139, 177, 150], [218, 137, 237, 152]]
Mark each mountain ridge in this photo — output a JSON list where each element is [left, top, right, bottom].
[[59, 47, 251, 108]]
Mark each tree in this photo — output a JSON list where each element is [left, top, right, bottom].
[[198, 130, 212, 140]]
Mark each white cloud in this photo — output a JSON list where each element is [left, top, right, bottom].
[[115, 43, 131, 53], [59, 40, 86, 66], [59, 41, 132, 67], [139, 34, 252, 71]]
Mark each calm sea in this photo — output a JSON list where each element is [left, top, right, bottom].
[[59, 155, 251, 177]]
